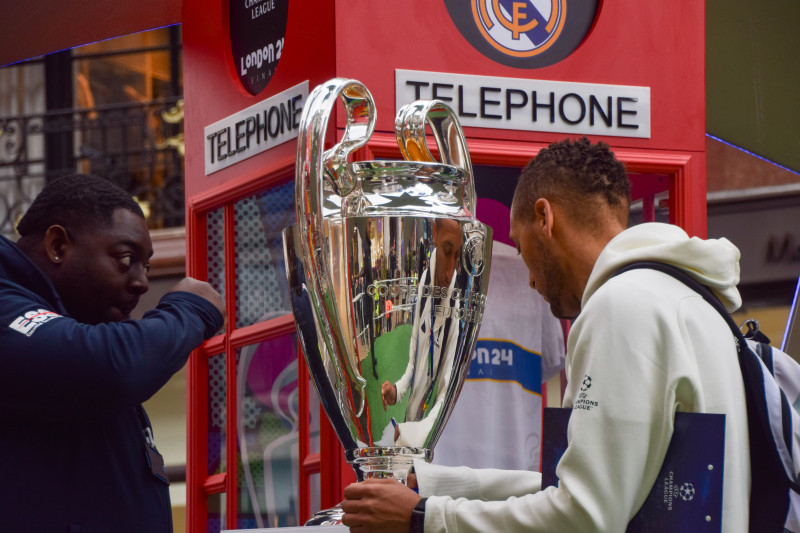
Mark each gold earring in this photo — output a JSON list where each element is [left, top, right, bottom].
[[53, 256, 60, 262]]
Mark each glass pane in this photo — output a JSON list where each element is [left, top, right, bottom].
[[207, 492, 225, 533], [472, 165, 523, 246], [628, 173, 671, 226], [472, 165, 672, 231], [0, 61, 47, 238], [473, 165, 520, 208], [208, 353, 227, 476], [74, 49, 174, 106], [235, 333, 300, 528], [309, 378, 320, 456], [308, 472, 321, 520], [0, 61, 45, 115], [234, 180, 295, 328], [207, 207, 226, 308]]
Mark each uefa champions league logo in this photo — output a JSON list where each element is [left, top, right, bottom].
[[462, 235, 487, 276], [679, 482, 695, 502], [663, 473, 697, 511]]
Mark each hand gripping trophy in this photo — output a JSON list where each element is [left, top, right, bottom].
[[283, 78, 493, 525]]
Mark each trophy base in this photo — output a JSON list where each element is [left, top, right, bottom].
[[304, 503, 345, 526], [303, 451, 426, 527]]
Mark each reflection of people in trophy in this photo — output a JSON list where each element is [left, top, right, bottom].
[[357, 221, 379, 378], [433, 237, 565, 472], [381, 218, 463, 446]]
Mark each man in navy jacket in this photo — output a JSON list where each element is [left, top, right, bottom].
[[0, 174, 225, 532]]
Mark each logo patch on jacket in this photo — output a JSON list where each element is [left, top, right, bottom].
[[574, 373, 599, 411], [9, 309, 62, 336]]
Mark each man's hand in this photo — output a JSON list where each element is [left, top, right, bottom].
[[169, 277, 226, 326], [382, 380, 397, 410], [341, 478, 421, 533]]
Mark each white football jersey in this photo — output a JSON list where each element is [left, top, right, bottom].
[[433, 241, 565, 471]]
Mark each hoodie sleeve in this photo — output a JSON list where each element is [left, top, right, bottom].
[[0, 283, 223, 421], [417, 274, 695, 532]]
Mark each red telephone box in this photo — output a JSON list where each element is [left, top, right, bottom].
[[182, 1, 706, 530]]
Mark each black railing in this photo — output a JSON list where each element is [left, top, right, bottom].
[[0, 96, 185, 237]]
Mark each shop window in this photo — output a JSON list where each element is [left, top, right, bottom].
[[0, 60, 46, 235], [0, 25, 184, 237]]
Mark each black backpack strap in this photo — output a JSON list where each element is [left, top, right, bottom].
[[614, 261, 794, 531]]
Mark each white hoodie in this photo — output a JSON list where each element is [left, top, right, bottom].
[[415, 223, 750, 532]]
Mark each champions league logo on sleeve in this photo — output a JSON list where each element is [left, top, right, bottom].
[[444, 0, 599, 69]]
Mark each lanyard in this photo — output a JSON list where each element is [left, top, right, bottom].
[[137, 406, 170, 485]]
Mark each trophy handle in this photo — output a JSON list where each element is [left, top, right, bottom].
[[296, 78, 375, 418], [395, 100, 476, 216]]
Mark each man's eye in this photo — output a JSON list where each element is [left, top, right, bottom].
[[119, 256, 132, 267]]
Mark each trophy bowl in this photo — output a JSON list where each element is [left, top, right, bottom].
[[282, 78, 492, 525]]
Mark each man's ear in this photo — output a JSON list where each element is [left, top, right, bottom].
[[42, 225, 71, 265], [534, 198, 554, 239]]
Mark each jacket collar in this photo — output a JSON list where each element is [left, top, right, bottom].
[[0, 234, 67, 313]]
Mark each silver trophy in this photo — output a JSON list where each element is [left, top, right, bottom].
[[282, 78, 493, 525]]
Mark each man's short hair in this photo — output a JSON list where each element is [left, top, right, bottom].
[[513, 137, 630, 227], [16, 174, 144, 237]]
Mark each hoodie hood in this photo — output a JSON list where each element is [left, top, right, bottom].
[[583, 222, 742, 312], [0, 234, 66, 313]]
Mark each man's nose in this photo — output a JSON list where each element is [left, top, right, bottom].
[[130, 266, 150, 295]]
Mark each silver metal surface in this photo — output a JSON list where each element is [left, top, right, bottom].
[[283, 78, 492, 523]]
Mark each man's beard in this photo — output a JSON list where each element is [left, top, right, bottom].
[[538, 244, 573, 320]]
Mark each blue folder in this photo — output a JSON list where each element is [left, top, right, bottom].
[[541, 408, 725, 532]]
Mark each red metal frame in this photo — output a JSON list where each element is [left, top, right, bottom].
[[187, 134, 702, 530], [186, 156, 298, 531]]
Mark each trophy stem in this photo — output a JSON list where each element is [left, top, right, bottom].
[[303, 448, 432, 526], [348, 446, 431, 482]]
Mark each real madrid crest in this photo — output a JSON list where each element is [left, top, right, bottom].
[[444, 0, 599, 69]]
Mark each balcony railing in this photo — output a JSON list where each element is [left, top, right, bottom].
[[0, 96, 185, 238]]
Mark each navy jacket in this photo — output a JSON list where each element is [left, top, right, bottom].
[[0, 234, 223, 532]]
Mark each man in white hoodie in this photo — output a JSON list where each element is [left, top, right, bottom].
[[340, 137, 752, 532]]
